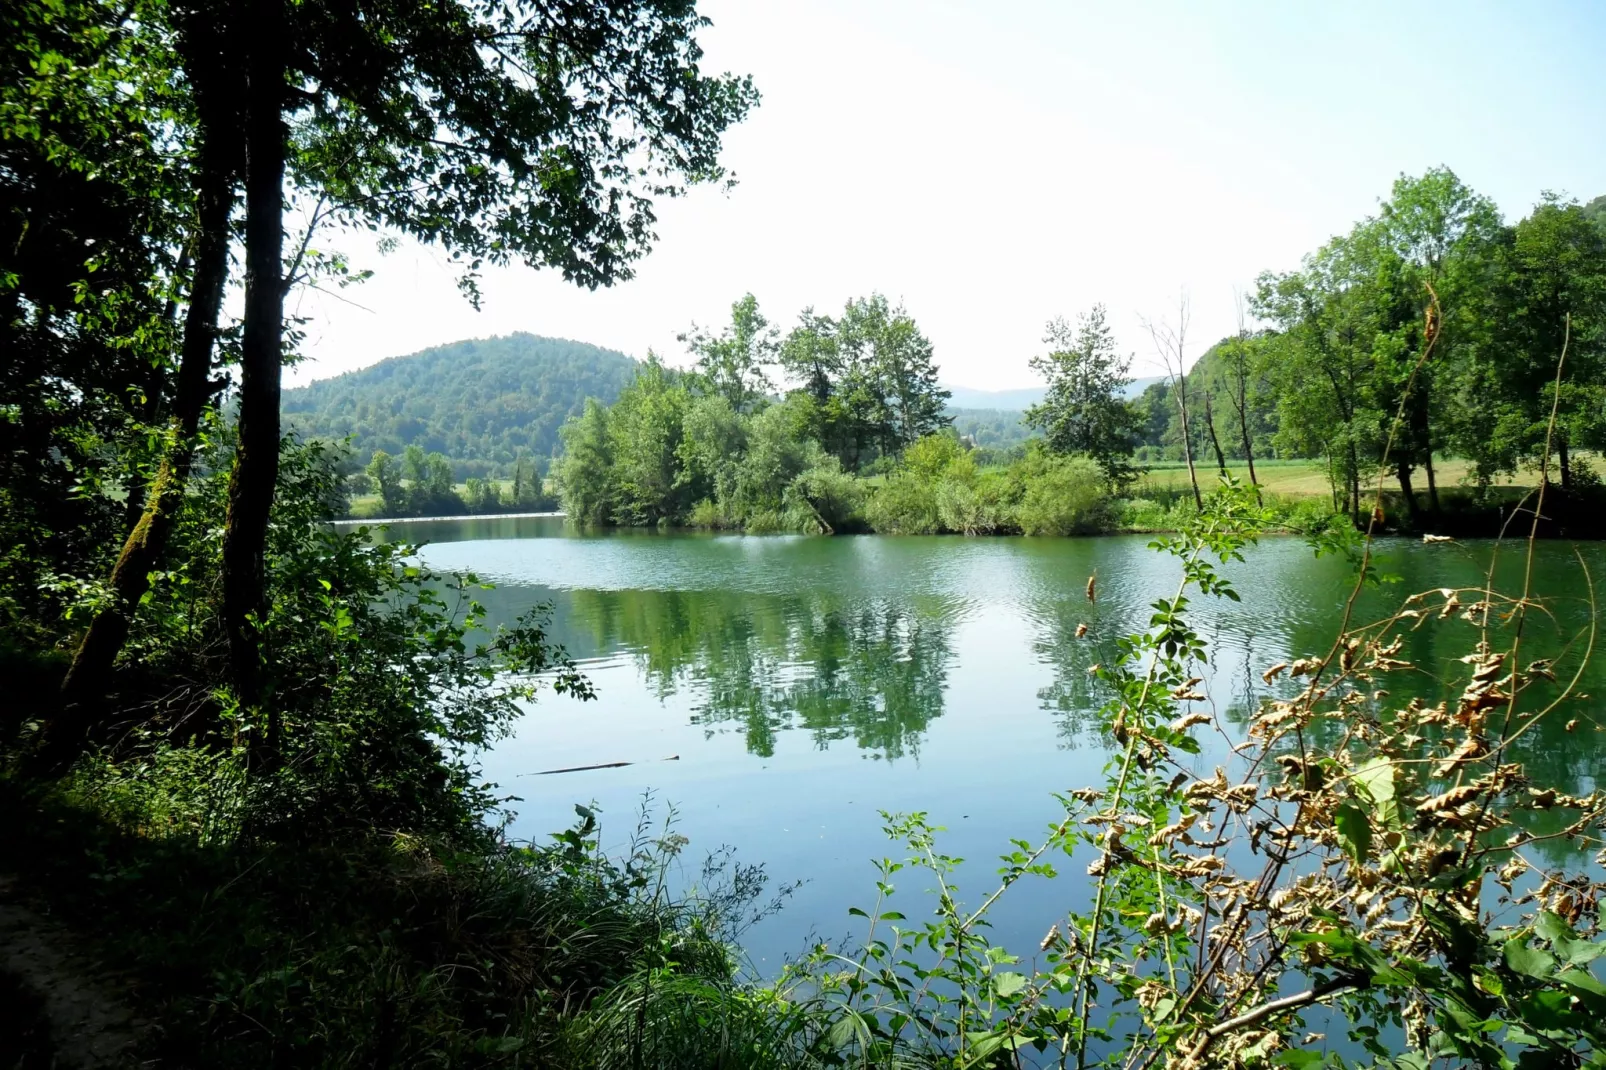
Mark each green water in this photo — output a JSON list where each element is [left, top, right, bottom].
[[397, 517, 1604, 970]]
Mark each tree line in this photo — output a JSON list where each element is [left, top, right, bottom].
[[1117, 175, 1606, 520], [556, 171, 1606, 537], [555, 293, 956, 531], [551, 293, 1320, 538], [360, 444, 555, 516]]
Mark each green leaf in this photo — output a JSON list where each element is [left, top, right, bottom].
[[1504, 935, 1557, 981], [993, 971, 1027, 997], [1353, 756, 1398, 827], [1558, 968, 1606, 999], [1275, 1051, 1325, 1069], [1335, 801, 1372, 862], [1535, 912, 1571, 943], [1536, 911, 1606, 966]]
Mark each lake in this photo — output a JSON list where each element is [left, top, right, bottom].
[[393, 517, 1604, 973]]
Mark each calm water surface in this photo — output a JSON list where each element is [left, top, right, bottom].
[[396, 518, 1605, 971]]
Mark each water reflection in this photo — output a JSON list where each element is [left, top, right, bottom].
[[565, 590, 954, 759], [405, 521, 1606, 795], [401, 523, 1606, 971]]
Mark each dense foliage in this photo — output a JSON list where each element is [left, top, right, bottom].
[[0, 1, 776, 1065], [1120, 172, 1606, 521], [554, 294, 967, 533], [284, 334, 640, 479], [550, 297, 1352, 538], [5, 2, 1606, 1067]]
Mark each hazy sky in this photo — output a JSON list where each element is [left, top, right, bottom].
[[287, 1, 1606, 389]]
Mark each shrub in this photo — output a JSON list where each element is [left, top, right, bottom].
[[784, 458, 867, 534], [1014, 454, 1111, 535], [1114, 495, 1193, 532], [1275, 493, 1344, 535], [935, 470, 1018, 535], [687, 497, 738, 530], [864, 472, 942, 534]]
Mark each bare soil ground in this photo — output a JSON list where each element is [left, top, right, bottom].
[[0, 876, 147, 1069]]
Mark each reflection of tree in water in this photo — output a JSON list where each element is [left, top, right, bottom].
[[1226, 578, 1603, 869], [1032, 597, 1109, 746], [566, 589, 953, 759], [1030, 556, 1606, 867]]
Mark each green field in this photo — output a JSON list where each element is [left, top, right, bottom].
[[1129, 456, 1588, 499]]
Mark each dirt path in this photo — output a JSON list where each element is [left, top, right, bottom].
[[0, 876, 148, 1069]]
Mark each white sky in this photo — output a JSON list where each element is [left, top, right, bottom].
[[287, 0, 1606, 390]]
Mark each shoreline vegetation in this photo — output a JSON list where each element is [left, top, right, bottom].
[[6, 0, 1606, 1064], [8, 485, 1606, 1068]]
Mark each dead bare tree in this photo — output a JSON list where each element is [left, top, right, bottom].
[[1143, 292, 1202, 511], [1224, 291, 1263, 504], [1202, 393, 1228, 476]]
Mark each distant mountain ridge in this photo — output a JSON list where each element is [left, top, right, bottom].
[[282, 333, 640, 478], [941, 375, 1162, 411]]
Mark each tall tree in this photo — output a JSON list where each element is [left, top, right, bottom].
[[779, 309, 842, 406], [5, 0, 243, 759], [836, 294, 949, 463], [236, 0, 754, 715], [48, 0, 759, 757], [1466, 196, 1606, 486], [1143, 294, 1203, 510], [1222, 298, 1263, 502], [1375, 167, 1503, 517], [1022, 305, 1139, 485], [680, 293, 778, 412]]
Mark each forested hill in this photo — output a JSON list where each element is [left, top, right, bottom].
[[282, 334, 639, 477]]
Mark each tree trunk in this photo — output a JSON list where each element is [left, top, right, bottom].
[[50, 137, 237, 765], [122, 253, 188, 534], [1395, 460, 1420, 529], [1558, 436, 1572, 489], [1234, 382, 1261, 505], [1172, 379, 1203, 511], [1347, 443, 1361, 524], [222, 0, 286, 740], [1203, 394, 1228, 477], [1424, 452, 1440, 516], [1413, 398, 1440, 517]]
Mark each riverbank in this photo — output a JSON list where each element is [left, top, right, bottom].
[[0, 765, 757, 1069], [331, 509, 566, 525]]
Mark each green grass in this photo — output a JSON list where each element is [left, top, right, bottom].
[[1132, 456, 1599, 499], [0, 771, 761, 1069]]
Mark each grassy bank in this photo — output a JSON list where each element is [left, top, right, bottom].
[[0, 758, 775, 1069], [1129, 455, 1583, 498]]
